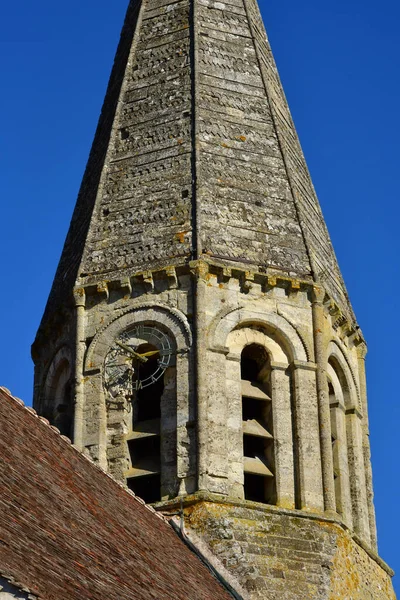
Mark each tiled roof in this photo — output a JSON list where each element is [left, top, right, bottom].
[[0, 387, 233, 600]]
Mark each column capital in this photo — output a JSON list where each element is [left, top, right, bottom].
[[311, 284, 326, 304], [73, 287, 86, 307]]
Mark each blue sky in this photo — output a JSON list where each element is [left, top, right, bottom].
[[0, 0, 399, 590]]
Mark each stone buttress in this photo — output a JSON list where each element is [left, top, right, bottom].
[[32, 0, 395, 598]]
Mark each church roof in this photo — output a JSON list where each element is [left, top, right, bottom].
[[0, 387, 234, 600], [41, 0, 354, 327]]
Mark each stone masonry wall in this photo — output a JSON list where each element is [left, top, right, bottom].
[[168, 497, 395, 600]]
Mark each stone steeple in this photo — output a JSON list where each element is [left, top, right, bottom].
[[32, 0, 395, 598], [38, 0, 352, 325]]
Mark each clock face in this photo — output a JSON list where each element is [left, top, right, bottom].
[[104, 324, 173, 397]]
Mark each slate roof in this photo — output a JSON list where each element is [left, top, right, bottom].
[[0, 387, 233, 600]]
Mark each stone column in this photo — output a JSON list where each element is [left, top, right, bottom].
[[330, 401, 353, 528], [73, 287, 86, 452], [191, 261, 209, 491], [291, 361, 324, 512], [161, 367, 177, 499], [346, 406, 371, 544], [225, 353, 244, 499], [176, 350, 196, 496], [312, 286, 336, 513], [270, 362, 295, 509], [356, 342, 377, 550], [206, 349, 229, 495]]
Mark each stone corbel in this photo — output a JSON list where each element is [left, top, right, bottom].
[[355, 340, 368, 359], [142, 271, 154, 292], [97, 281, 109, 301], [189, 259, 209, 281], [165, 266, 178, 289], [325, 298, 338, 316], [120, 277, 132, 297], [341, 319, 355, 339], [220, 267, 232, 283], [290, 279, 301, 292], [242, 271, 255, 293]]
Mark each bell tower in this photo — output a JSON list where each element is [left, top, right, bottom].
[[32, 0, 395, 597]]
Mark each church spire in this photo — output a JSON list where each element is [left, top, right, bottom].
[[38, 0, 353, 330]]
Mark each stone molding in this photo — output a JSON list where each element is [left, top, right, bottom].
[[85, 303, 192, 373], [328, 339, 361, 409], [211, 306, 308, 363]]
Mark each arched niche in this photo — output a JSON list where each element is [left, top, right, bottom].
[[85, 303, 192, 372], [223, 323, 295, 508], [327, 341, 360, 411], [327, 341, 369, 537], [43, 346, 74, 440], [84, 304, 194, 501], [327, 361, 352, 527]]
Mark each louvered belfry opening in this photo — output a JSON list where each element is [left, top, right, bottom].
[[241, 344, 276, 505], [126, 345, 164, 504]]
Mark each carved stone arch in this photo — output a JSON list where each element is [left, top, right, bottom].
[[211, 307, 308, 363], [43, 345, 73, 405], [226, 327, 289, 365], [85, 303, 192, 372], [327, 362, 345, 408], [43, 345, 74, 438], [330, 337, 360, 397], [83, 303, 194, 497], [327, 341, 360, 410]]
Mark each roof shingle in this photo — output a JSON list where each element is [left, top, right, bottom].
[[0, 387, 233, 600]]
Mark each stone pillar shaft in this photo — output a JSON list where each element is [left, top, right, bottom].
[[346, 410, 371, 543], [270, 364, 295, 509], [292, 363, 324, 511], [330, 403, 353, 528], [357, 347, 378, 550], [73, 288, 86, 452], [193, 263, 209, 491], [312, 287, 336, 513]]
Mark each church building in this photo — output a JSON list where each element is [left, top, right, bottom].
[[1, 0, 396, 597]]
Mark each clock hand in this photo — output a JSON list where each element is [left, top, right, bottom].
[[116, 341, 148, 363], [138, 350, 160, 358]]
